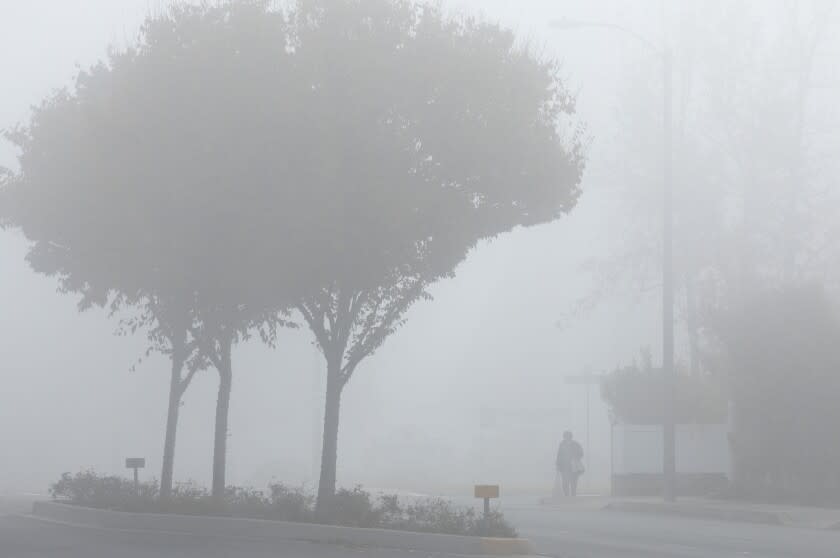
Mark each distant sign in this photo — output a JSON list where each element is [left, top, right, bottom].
[[474, 485, 500, 499], [125, 458, 145, 469]]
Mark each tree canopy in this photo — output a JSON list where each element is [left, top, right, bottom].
[[278, 0, 585, 509], [600, 351, 728, 425], [0, 0, 584, 504], [713, 284, 840, 504], [1, 0, 583, 308]]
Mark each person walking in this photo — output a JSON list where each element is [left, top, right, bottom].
[[555, 430, 585, 497]]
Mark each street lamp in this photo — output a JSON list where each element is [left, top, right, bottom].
[[564, 369, 603, 493], [551, 17, 676, 502]]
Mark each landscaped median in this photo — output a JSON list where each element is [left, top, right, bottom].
[[31, 501, 535, 556]]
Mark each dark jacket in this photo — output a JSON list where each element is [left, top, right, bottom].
[[556, 439, 584, 473]]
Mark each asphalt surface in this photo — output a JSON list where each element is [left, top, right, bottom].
[[3, 494, 840, 557], [0, 513, 458, 558], [0, 495, 467, 558], [505, 498, 840, 558]]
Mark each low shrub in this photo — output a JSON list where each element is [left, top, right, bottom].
[[383, 496, 517, 537], [50, 471, 158, 512], [50, 471, 517, 537], [319, 485, 388, 528], [268, 482, 315, 523]]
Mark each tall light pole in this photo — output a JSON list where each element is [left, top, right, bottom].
[[564, 370, 602, 493], [551, 18, 676, 502], [661, 47, 676, 503]]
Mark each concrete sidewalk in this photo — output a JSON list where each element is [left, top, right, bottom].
[[537, 494, 610, 510], [605, 497, 840, 529], [0, 493, 42, 516]]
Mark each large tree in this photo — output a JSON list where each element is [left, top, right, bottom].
[[0, 1, 308, 498], [116, 292, 204, 500], [282, 0, 585, 512]]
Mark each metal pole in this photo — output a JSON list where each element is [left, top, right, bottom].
[[610, 420, 615, 497], [133, 467, 139, 496], [550, 16, 677, 503], [585, 378, 591, 492], [662, 46, 676, 503], [313, 345, 321, 487]]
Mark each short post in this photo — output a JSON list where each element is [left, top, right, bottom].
[[609, 416, 616, 497], [474, 484, 499, 519], [125, 458, 146, 495]]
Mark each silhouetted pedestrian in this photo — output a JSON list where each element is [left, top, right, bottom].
[[555, 430, 584, 497]]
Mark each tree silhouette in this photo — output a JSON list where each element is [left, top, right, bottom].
[[1, 0, 584, 509], [0, 1, 306, 497], [284, 0, 585, 511], [116, 293, 204, 500], [714, 285, 840, 504]]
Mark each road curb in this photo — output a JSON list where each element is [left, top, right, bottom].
[[32, 501, 534, 556], [605, 500, 785, 526]]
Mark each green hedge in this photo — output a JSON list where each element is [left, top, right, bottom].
[[50, 471, 516, 538]]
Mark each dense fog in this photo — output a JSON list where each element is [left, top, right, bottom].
[[2, 0, 838, 511]]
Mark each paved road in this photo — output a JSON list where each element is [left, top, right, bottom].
[[4, 494, 840, 557], [505, 498, 840, 558], [0, 495, 464, 558], [0, 513, 463, 558]]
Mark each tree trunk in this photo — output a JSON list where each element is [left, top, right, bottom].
[[160, 344, 185, 501], [212, 336, 233, 499], [316, 361, 343, 515], [685, 277, 700, 376], [728, 397, 749, 496]]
